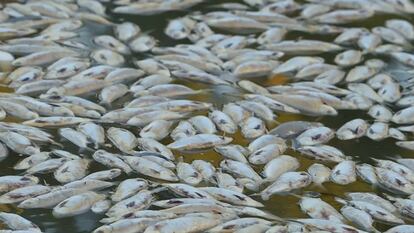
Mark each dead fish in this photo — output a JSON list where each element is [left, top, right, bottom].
[[177, 160, 202, 186], [358, 32, 382, 52], [330, 161, 357, 185], [58, 128, 89, 149], [0, 176, 39, 193], [249, 135, 286, 153], [234, 60, 277, 78], [396, 141, 414, 151], [336, 197, 404, 225], [215, 145, 249, 163], [336, 119, 368, 140], [209, 110, 237, 134], [356, 164, 378, 185], [93, 35, 130, 55], [269, 94, 337, 116], [0, 184, 50, 204], [372, 26, 409, 46], [140, 120, 173, 141], [206, 16, 268, 34], [136, 138, 174, 160], [114, 22, 141, 42], [106, 189, 153, 219], [128, 110, 185, 127], [189, 115, 217, 134], [54, 159, 90, 183], [334, 50, 363, 66], [378, 82, 401, 103], [334, 28, 368, 45], [386, 19, 414, 40], [99, 84, 129, 105], [91, 49, 125, 66], [376, 167, 414, 195], [77, 122, 105, 149], [263, 40, 342, 55], [261, 172, 311, 200], [215, 171, 244, 193], [257, 28, 287, 44], [294, 126, 334, 146], [263, 155, 300, 182], [312, 9, 374, 24], [146, 215, 222, 233], [165, 17, 195, 40], [272, 56, 324, 74], [14, 152, 50, 170], [168, 134, 232, 150], [208, 217, 271, 232], [192, 160, 216, 183], [295, 218, 366, 233], [340, 206, 377, 232], [53, 191, 105, 218], [392, 106, 414, 124], [106, 127, 138, 153], [131, 74, 172, 90], [388, 128, 407, 140], [348, 83, 383, 103], [240, 116, 266, 139], [368, 105, 393, 122], [269, 121, 323, 139], [111, 178, 148, 202], [295, 63, 337, 80], [220, 160, 262, 183], [200, 187, 263, 207], [129, 34, 157, 52], [299, 196, 344, 223], [222, 103, 251, 125], [12, 50, 78, 67], [45, 57, 90, 80], [249, 143, 286, 165], [135, 84, 200, 97], [366, 121, 389, 141], [239, 101, 276, 122], [83, 169, 122, 181], [385, 225, 414, 233], [0, 131, 38, 155], [170, 120, 197, 141], [298, 145, 348, 163], [0, 212, 39, 231], [307, 163, 331, 187], [92, 150, 132, 174], [124, 156, 177, 181], [8, 66, 43, 88]]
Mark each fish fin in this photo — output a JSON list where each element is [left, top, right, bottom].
[[248, 193, 261, 197], [150, 186, 167, 194], [100, 217, 116, 224], [382, 193, 397, 202], [384, 154, 403, 162], [302, 190, 322, 198], [290, 139, 301, 150], [334, 197, 348, 205], [288, 193, 302, 199]]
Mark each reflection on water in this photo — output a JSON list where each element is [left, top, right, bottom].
[[1, 0, 414, 232]]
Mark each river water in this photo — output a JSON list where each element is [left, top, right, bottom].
[[1, 0, 414, 232]]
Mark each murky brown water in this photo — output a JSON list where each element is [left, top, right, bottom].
[[1, 0, 414, 232]]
